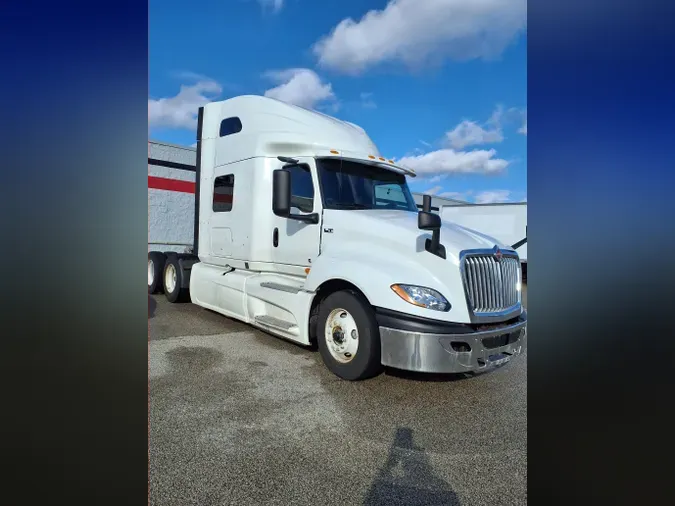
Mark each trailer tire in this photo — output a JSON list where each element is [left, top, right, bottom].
[[148, 252, 166, 294], [163, 255, 188, 303], [317, 290, 382, 381]]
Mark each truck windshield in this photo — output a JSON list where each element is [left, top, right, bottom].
[[316, 158, 418, 212]]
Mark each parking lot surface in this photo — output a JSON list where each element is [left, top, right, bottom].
[[149, 286, 527, 506]]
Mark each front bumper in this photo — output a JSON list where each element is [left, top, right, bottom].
[[376, 308, 527, 374]]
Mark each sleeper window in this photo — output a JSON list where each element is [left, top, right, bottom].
[[288, 165, 314, 213], [219, 117, 242, 137], [213, 174, 234, 212]]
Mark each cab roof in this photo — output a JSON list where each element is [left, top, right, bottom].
[[201, 96, 415, 176]]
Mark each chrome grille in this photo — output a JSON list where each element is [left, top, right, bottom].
[[462, 251, 521, 315]]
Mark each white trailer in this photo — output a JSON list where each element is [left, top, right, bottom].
[[148, 95, 526, 380], [440, 203, 527, 278], [148, 141, 197, 254]]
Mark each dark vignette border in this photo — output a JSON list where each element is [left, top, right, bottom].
[[0, 1, 149, 505]]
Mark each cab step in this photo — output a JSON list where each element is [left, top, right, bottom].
[[254, 315, 299, 334]]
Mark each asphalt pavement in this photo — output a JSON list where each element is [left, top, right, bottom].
[[149, 285, 527, 506]]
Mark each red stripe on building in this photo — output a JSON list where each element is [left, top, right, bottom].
[[148, 176, 195, 194], [148, 176, 233, 203]]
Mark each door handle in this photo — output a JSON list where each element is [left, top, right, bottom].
[[273, 227, 279, 247]]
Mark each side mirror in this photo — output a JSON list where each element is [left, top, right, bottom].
[[418, 211, 441, 230], [272, 169, 292, 217], [272, 168, 320, 224], [418, 193, 443, 258]]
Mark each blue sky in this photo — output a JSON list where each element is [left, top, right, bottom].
[[149, 0, 527, 204]]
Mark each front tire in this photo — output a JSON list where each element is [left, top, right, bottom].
[[163, 255, 188, 303], [317, 290, 382, 380]]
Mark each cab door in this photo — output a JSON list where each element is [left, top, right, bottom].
[[270, 157, 322, 272]]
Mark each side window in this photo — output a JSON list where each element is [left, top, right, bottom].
[[219, 117, 242, 137], [213, 174, 234, 212], [374, 183, 407, 208], [288, 165, 314, 213]]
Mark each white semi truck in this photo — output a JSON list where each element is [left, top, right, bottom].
[[148, 96, 527, 380]]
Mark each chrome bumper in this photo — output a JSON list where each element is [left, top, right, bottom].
[[379, 312, 527, 374]]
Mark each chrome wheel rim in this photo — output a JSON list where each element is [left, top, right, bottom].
[[324, 308, 359, 363], [164, 264, 177, 293]]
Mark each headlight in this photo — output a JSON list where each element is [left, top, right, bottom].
[[390, 284, 450, 312]]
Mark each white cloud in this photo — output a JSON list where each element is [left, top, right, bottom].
[[518, 119, 527, 135], [148, 79, 221, 130], [444, 104, 528, 148], [446, 120, 503, 149], [360, 92, 377, 109], [506, 106, 526, 135], [264, 68, 335, 109], [446, 105, 505, 149], [313, 0, 527, 74], [423, 185, 443, 195], [258, 0, 284, 13], [398, 148, 509, 176], [509, 107, 527, 135], [474, 190, 512, 204], [439, 191, 471, 201]]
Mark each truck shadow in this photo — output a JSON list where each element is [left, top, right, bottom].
[[148, 295, 157, 319], [364, 427, 461, 506]]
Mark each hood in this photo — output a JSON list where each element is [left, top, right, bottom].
[[322, 209, 508, 260]]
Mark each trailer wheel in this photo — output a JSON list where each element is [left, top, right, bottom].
[[148, 252, 166, 294], [317, 290, 382, 381], [163, 255, 188, 303]]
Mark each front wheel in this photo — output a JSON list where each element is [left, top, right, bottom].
[[317, 290, 382, 380]]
